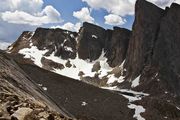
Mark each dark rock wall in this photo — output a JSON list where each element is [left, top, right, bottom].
[[124, 0, 165, 80], [77, 22, 131, 65], [152, 3, 180, 95], [77, 22, 106, 61], [106, 27, 131, 67]]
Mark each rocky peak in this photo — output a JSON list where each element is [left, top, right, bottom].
[[77, 22, 106, 61], [124, 0, 165, 80]]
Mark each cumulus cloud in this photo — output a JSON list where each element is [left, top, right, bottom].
[[0, 0, 63, 42], [1, 6, 62, 26], [0, 0, 43, 13], [51, 22, 81, 32], [82, 0, 136, 16], [0, 0, 62, 26], [104, 14, 126, 26], [73, 7, 94, 23], [82, 0, 180, 15], [0, 41, 11, 50]]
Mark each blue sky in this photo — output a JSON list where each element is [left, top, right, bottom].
[[44, 0, 134, 29], [0, 0, 178, 47]]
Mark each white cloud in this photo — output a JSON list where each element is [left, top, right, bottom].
[[51, 22, 81, 32], [82, 0, 136, 16], [73, 7, 94, 23], [0, 0, 63, 42], [104, 14, 126, 26], [0, 0, 43, 13], [82, 0, 180, 16], [1, 6, 62, 26], [0, 41, 11, 50], [0, 0, 62, 26]]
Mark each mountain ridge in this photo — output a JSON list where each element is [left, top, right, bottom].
[[3, 0, 180, 119]]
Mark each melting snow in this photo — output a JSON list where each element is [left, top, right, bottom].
[[18, 45, 124, 85], [45, 50, 113, 80], [131, 75, 141, 88]]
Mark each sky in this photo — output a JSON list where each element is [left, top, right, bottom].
[[0, 0, 180, 49]]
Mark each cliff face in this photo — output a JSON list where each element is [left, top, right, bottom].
[[151, 3, 180, 95], [106, 27, 131, 67], [77, 22, 131, 66], [124, 0, 165, 80]]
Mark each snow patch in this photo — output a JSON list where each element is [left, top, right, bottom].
[[42, 87, 47, 91], [107, 75, 124, 84], [128, 104, 145, 120], [131, 75, 141, 88], [92, 35, 98, 39], [46, 50, 113, 80], [70, 34, 74, 38], [81, 101, 88, 106], [64, 46, 73, 52]]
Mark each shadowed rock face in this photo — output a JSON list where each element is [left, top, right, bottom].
[[77, 22, 131, 66], [124, 0, 165, 80], [151, 3, 180, 95], [77, 22, 106, 61], [106, 27, 131, 67]]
